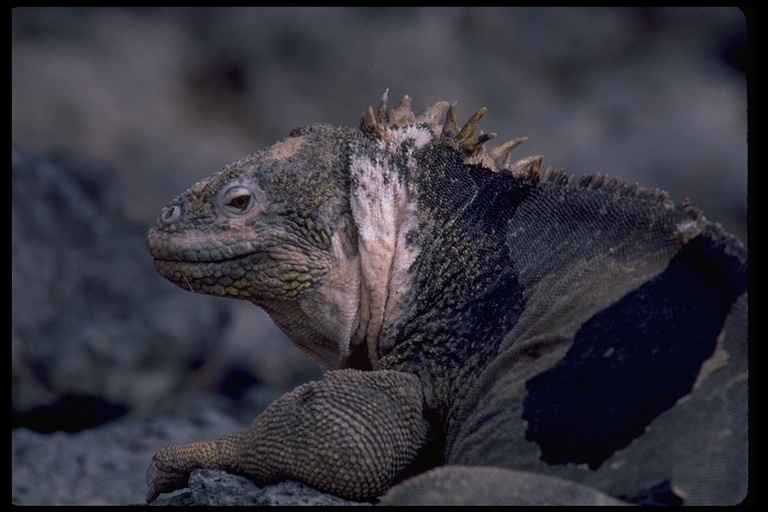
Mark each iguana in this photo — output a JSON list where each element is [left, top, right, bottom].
[[145, 92, 748, 505]]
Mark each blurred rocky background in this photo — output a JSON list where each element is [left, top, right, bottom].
[[12, 7, 749, 505]]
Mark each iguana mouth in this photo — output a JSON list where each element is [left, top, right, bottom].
[[146, 224, 268, 263], [152, 246, 320, 301], [150, 251, 255, 267]]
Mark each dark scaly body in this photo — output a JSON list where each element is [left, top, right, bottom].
[[145, 93, 748, 505]]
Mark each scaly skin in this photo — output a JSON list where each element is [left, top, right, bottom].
[[146, 370, 429, 502], [146, 92, 748, 505]]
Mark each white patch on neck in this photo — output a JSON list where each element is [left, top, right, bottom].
[[349, 141, 422, 366]]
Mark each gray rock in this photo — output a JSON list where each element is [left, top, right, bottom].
[[12, 404, 368, 506], [12, 405, 239, 505], [151, 470, 371, 506]]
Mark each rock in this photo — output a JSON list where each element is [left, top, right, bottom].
[[151, 470, 371, 506], [12, 401, 368, 506], [12, 405, 239, 505]]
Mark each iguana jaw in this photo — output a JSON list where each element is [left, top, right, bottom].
[[149, 223, 367, 370], [287, 230, 365, 370]]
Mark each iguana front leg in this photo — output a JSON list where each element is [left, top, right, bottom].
[[145, 369, 431, 502]]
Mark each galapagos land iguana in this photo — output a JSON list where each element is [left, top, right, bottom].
[[144, 92, 748, 505]]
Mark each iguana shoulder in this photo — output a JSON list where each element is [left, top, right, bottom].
[[145, 92, 748, 505]]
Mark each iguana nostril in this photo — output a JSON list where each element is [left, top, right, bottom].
[[161, 205, 181, 224]]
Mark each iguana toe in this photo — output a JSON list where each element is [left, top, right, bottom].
[[145, 447, 192, 503]]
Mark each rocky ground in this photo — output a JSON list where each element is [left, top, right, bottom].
[[12, 7, 750, 505]]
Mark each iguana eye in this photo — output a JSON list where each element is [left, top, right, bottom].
[[228, 194, 251, 210], [221, 185, 254, 213]]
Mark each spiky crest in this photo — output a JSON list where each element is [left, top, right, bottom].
[[361, 90, 543, 179], [359, 92, 699, 208]]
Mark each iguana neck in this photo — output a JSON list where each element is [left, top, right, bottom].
[[348, 136, 534, 419], [347, 128, 430, 369]]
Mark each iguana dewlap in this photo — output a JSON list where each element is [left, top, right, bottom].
[[145, 92, 748, 505]]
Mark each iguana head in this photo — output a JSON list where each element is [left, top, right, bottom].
[[146, 122, 369, 369], [147, 91, 541, 370]]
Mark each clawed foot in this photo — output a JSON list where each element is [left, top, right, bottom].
[[145, 446, 194, 503]]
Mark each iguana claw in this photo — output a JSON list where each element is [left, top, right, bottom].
[[145, 447, 193, 503]]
